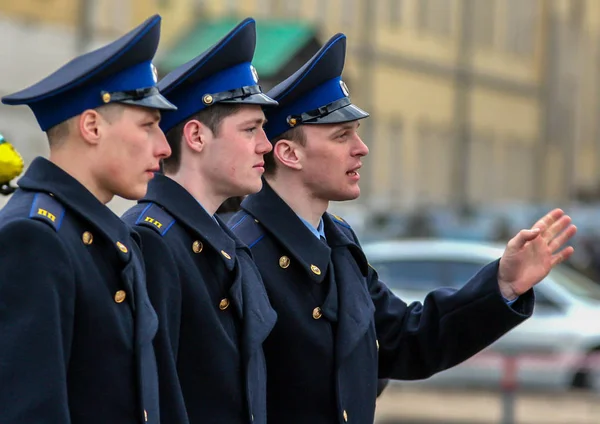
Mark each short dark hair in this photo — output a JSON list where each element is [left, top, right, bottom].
[[46, 120, 71, 147], [263, 125, 307, 176], [163, 103, 244, 174], [46, 103, 124, 148]]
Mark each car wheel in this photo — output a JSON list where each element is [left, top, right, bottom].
[[572, 348, 600, 391]]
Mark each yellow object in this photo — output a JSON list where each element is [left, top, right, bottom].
[[0, 134, 24, 184]]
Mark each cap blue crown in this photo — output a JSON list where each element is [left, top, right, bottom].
[[264, 33, 369, 140], [2, 14, 176, 132], [158, 17, 277, 134]]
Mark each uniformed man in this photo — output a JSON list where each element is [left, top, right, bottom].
[[229, 33, 577, 423], [121, 18, 277, 424], [0, 15, 175, 424]]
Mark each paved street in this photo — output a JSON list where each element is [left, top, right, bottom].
[[375, 385, 600, 424]]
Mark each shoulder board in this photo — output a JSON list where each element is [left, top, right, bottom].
[[229, 213, 265, 248], [329, 213, 352, 229], [134, 203, 176, 236], [29, 192, 66, 231]]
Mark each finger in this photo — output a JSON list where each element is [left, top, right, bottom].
[[509, 228, 541, 249], [531, 209, 564, 232], [548, 224, 577, 253], [551, 246, 575, 267], [542, 215, 572, 242]]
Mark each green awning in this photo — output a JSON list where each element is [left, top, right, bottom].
[[158, 18, 316, 78]]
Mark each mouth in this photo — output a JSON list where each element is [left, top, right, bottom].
[[253, 161, 265, 168], [346, 164, 362, 177]]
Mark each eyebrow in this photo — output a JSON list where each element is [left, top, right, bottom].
[[330, 123, 357, 135], [146, 110, 161, 122], [240, 117, 267, 126]]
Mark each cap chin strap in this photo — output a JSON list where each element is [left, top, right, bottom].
[[201, 84, 263, 106], [100, 86, 159, 104], [286, 97, 351, 127]]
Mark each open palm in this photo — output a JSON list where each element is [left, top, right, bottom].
[[497, 209, 576, 299]]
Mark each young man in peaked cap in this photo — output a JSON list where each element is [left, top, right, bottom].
[[229, 33, 577, 423], [0, 15, 175, 424], [122, 18, 277, 424]]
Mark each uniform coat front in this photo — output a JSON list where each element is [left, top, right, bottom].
[[0, 157, 160, 424], [122, 173, 276, 424]]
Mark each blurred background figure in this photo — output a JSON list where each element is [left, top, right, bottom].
[[0, 133, 23, 195]]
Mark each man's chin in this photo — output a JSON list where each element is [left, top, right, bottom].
[[330, 189, 361, 202], [118, 185, 147, 202], [244, 179, 264, 196]]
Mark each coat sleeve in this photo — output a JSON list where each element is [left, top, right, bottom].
[[135, 226, 190, 424], [370, 259, 535, 380], [0, 220, 75, 423]]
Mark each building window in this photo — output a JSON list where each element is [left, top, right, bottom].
[[389, 0, 403, 28], [341, 0, 355, 27], [284, 0, 300, 17], [503, 140, 534, 199], [505, 0, 537, 57], [467, 131, 495, 202], [257, 0, 274, 15], [225, 0, 237, 15], [472, 0, 495, 49], [416, 121, 453, 205], [417, 0, 454, 37], [389, 117, 403, 205], [317, 0, 331, 24]]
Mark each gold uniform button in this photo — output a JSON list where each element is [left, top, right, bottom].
[[82, 231, 93, 245], [114, 290, 126, 303], [279, 256, 290, 269], [202, 94, 213, 105], [116, 241, 128, 253], [310, 264, 321, 275], [219, 298, 230, 310], [254, 219, 259, 223], [102, 92, 111, 103], [144, 409, 148, 422], [343, 409, 348, 422], [221, 250, 231, 260], [312, 307, 323, 320], [192, 240, 203, 253]]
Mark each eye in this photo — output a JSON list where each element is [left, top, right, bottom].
[[245, 126, 258, 134]]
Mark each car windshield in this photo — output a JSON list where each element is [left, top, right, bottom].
[[548, 265, 600, 303]]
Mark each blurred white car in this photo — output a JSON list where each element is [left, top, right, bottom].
[[363, 239, 600, 391]]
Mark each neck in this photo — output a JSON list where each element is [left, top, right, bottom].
[[166, 167, 224, 216], [265, 174, 328, 229], [49, 144, 113, 204]]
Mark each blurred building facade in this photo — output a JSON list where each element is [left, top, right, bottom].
[[1, 0, 600, 214]]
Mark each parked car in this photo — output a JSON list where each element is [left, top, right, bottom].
[[363, 239, 600, 392]]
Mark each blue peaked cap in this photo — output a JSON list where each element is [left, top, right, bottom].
[[263, 33, 369, 140], [158, 17, 277, 134], [2, 14, 176, 132]]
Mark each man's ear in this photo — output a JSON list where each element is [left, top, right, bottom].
[[183, 119, 212, 154], [273, 139, 303, 171], [79, 109, 103, 145]]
